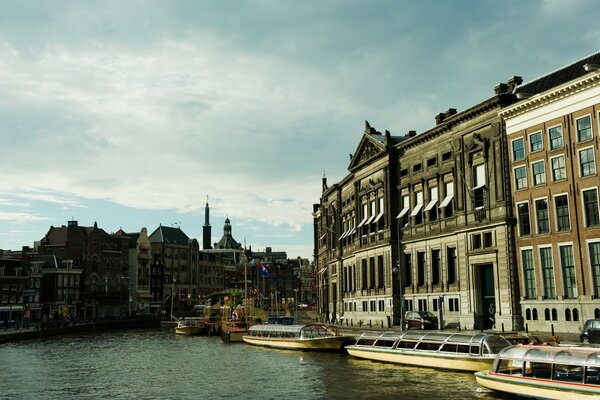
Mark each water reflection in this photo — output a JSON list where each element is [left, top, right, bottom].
[[0, 329, 511, 399]]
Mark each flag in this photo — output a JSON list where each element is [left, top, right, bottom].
[[258, 261, 272, 278]]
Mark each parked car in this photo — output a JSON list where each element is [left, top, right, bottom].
[[404, 311, 438, 330], [580, 319, 600, 344]]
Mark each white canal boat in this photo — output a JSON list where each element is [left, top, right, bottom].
[[345, 331, 511, 372], [242, 323, 353, 351], [175, 317, 206, 335], [475, 345, 600, 400]]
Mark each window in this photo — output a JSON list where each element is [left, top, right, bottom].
[[551, 155, 566, 181], [483, 232, 493, 247], [577, 115, 592, 142], [529, 131, 543, 152], [590, 242, 600, 297], [472, 233, 482, 249], [369, 257, 376, 289], [413, 163, 422, 173], [560, 245, 576, 299], [512, 137, 525, 161], [431, 249, 440, 285], [442, 151, 452, 161], [417, 251, 426, 287], [579, 147, 596, 177], [555, 194, 570, 231], [583, 188, 600, 227], [517, 202, 531, 236], [411, 191, 424, 225], [522, 249, 536, 299], [473, 164, 486, 208], [398, 194, 410, 227], [535, 198, 550, 234], [447, 247, 457, 284], [549, 125, 563, 150], [361, 259, 367, 290], [448, 298, 459, 312], [425, 186, 438, 222], [378, 300, 385, 312], [514, 166, 527, 190], [540, 247, 556, 299], [404, 253, 412, 287], [427, 156, 437, 167], [532, 161, 546, 186], [400, 168, 408, 177], [440, 181, 454, 218], [377, 255, 384, 288], [418, 298, 427, 312]]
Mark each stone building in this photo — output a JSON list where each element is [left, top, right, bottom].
[[501, 52, 600, 333], [314, 123, 405, 327], [396, 81, 521, 331]]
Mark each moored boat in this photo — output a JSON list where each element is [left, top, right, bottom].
[[175, 317, 206, 335], [475, 345, 600, 400], [242, 323, 353, 351], [345, 331, 511, 372]]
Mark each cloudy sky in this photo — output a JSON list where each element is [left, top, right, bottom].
[[0, 0, 598, 259]]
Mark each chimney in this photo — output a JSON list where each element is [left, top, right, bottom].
[[445, 108, 457, 118], [322, 175, 328, 191], [435, 113, 445, 125], [494, 83, 509, 95], [507, 76, 523, 92]]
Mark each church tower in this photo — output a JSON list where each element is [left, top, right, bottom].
[[202, 196, 212, 250]]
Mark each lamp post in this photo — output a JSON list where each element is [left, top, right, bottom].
[[122, 276, 132, 318], [396, 215, 404, 331], [294, 288, 299, 318]]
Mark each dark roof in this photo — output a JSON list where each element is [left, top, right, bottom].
[[149, 225, 191, 245], [516, 51, 600, 96]]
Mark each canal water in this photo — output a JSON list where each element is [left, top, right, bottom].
[[0, 328, 512, 399]]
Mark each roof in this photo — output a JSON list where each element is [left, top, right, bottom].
[[515, 51, 600, 96], [149, 225, 191, 245]]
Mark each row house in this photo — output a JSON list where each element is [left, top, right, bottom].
[[149, 225, 200, 316], [396, 81, 521, 331], [502, 52, 600, 333], [38, 220, 129, 318], [314, 123, 403, 327]]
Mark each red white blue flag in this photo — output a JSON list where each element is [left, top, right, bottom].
[[258, 261, 273, 278]]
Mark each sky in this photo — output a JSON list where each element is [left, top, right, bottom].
[[0, 0, 599, 260]]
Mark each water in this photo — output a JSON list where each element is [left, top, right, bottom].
[[0, 329, 511, 399]]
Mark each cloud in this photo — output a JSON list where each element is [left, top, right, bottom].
[[0, 211, 51, 224]]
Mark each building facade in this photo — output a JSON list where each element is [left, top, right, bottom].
[[502, 53, 600, 333]]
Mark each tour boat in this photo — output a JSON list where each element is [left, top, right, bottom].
[[175, 317, 206, 335], [475, 345, 600, 399], [242, 323, 353, 351], [345, 331, 511, 372]]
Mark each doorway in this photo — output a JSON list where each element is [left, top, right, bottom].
[[478, 264, 495, 330]]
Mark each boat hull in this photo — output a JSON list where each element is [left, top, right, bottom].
[[346, 346, 494, 372], [242, 335, 350, 351], [175, 326, 205, 335], [222, 329, 247, 343], [475, 371, 600, 400]]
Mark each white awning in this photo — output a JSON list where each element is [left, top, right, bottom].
[[319, 233, 326, 240], [372, 210, 384, 223], [365, 213, 376, 225], [439, 194, 454, 208], [424, 199, 438, 211], [396, 207, 409, 219], [473, 183, 485, 190], [409, 203, 423, 217], [356, 215, 368, 228], [338, 229, 349, 241], [348, 227, 356, 236]]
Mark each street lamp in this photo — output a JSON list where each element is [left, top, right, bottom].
[[294, 288, 299, 317], [395, 214, 404, 331], [121, 276, 132, 318]]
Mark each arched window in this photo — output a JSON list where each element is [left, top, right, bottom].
[[532, 308, 538, 321], [573, 308, 579, 322], [565, 308, 571, 322], [552, 308, 558, 321], [525, 308, 531, 320], [544, 308, 550, 321]]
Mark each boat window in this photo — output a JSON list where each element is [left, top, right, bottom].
[[484, 335, 511, 354], [497, 359, 523, 376], [469, 345, 480, 355], [439, 343, 457, 353], [553, 364, 584, 383], [585, 367, 600, 384], [416, 342, 441, 351], [524, 362, 552, 379], [397, 340, 417, 349], [357, 338, 376, 346], [374, 339, 396, 348], [456, 345, 469, 354]]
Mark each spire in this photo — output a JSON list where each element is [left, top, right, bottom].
[[202, 195, 212, 250]]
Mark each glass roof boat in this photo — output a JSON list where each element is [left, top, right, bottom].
[[242, 323, 354, 351]]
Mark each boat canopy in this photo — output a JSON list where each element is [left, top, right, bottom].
[[497, 345, 600, 368], [248, 323, 336, 338]]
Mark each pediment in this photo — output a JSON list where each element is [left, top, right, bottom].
[[348, 123, 386, 171]]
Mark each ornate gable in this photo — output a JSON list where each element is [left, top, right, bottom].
[[348, 121, 386, 171]]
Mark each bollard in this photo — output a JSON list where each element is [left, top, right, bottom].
[[501, 323, 505, 333], [525, 323, 529, 334], [381, 321, 384, 329], [551, 324, 555, 337], [369, 320, 372, 328], [351, 320, 353, 327], [458, 322, 461, 332]]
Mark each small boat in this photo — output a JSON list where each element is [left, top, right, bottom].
[[475, 345, 600, 400], [345, 331, 511, 372], [175, 317, 206, 335], [242, 323, 353, 351], [221, 319, 249, 343]]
